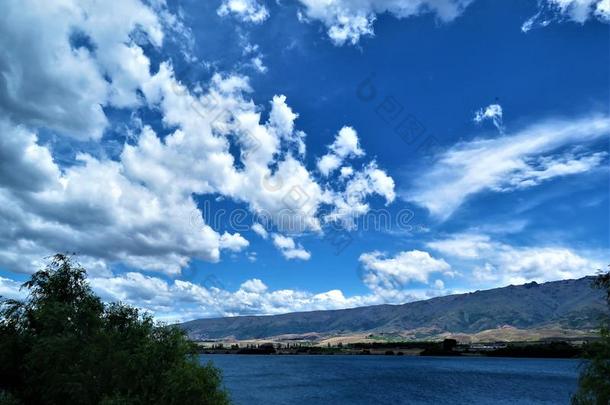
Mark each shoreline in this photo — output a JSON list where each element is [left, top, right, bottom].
[[194, 339, 585, 359]]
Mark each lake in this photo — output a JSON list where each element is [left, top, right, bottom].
[[199, 355, 581, 404]]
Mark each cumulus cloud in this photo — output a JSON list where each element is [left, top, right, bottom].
[[295, 0, 474, 45], [220, 232, 250, 251], [0, 120, 59, 192], [0, 118, 250, 275], [427, 233, 602, 285], [0, 0, 165, 140], [82, 264, 448, 321], [358, 250, 451, 301], [85, 271, 375, 322], [407, 115, 610, 220], [272, 234, 311, 260], [324, 162, 396, 229], [317, 126, 364, 176], [218, 0, 269, 24], [522, 0, 610, 32], [0, 48, 396, 273]]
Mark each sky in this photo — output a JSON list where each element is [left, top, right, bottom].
[[0, 0, 608, 322]]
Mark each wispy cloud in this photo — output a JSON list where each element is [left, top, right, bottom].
[[474, 104, 504, 133], [522, 0, 610, 32], [406, 115, 610, 220]]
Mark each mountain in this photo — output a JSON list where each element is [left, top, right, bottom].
[[180, 277, 608, 341]]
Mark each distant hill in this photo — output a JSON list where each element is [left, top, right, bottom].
[[180, 277, 608, 341]]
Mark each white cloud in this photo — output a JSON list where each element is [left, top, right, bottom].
[[268, 95, 299, 140], [318, 154, 342, 177], [0, 120, 60, 192], [0, 0, 397, 278], [358, 250, 451, 298], [330, 126, 365, 158], [0, 0, 165, 140], [241, 42, 269, 74], [2, 232, 596, 321], [272, 234, 311, 260], [312, 128, 395, 228], [0, 58, 396, 273], [522, 0, 610, 32], [239, 278, 267, 294], [474, 104, 504, 133], [427, 233, 602, 285], [499, 151, 608, 191], [317, 126, 364, 176], [295, 0, 474, 45], [251, 56, 268, 73], [218, 0, 269, 24], [80, 266, 449, 322], [251, 223, 269, 239], [427, 234, 493, 259], [294, 0, 609, 43], [84, 271, 372, 322], [325, 162, 396, 228], [0, 122, 250, 275], [407, 115, 610, 220], [220, 232, 250, 252], [340, 166, 354, 178]]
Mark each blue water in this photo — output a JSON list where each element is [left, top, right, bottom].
[[200, 355, 581, 404]]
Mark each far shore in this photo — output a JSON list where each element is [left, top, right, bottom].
[[194, 338, 595, 359]]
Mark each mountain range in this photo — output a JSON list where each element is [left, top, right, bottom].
[[180, 277, 608, 341]]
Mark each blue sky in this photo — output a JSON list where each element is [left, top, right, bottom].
[[0, 0, 608, 321]]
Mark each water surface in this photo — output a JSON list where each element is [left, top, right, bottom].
[[200, 354, 580, 405]]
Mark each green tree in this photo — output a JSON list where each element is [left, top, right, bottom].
[[0, 254, 230, 405], [572, 268, 610, 404]]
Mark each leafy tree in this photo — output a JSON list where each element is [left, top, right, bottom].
[[0, 254, 230, 405], [572, 267, 610, 405]]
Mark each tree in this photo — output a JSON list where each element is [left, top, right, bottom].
[[0, 254, 230, 405], [572, 267, 610, 405]]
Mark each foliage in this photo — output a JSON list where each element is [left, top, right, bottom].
[[0, 254, 230, 405], [572, 268, 610, 405], [489, 341, 580, 358]]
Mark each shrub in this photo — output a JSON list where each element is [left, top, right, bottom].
[[0, 254, 230, 405], [572, 268, 610, 404]]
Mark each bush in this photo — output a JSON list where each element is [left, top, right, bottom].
[[572, 328, 610, 405], [572, 268, 610, 404], [0, 254, 230, 405]]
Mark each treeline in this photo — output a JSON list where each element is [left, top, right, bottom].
[[197, 339, 586, 358], [487, 341, 581, 358]]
